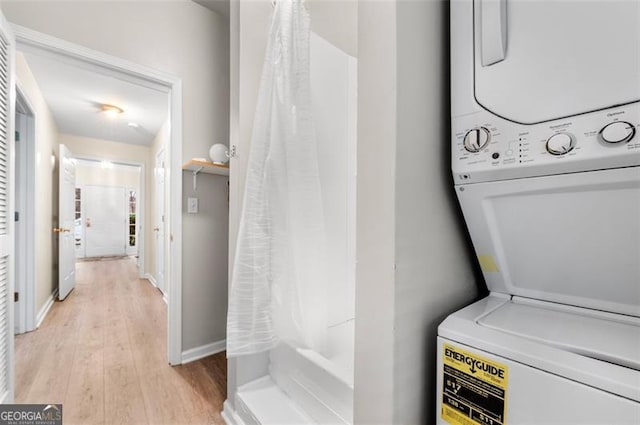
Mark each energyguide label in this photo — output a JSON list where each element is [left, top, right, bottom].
[[442, 344, 508, 425]]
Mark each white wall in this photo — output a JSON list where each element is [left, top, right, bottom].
[[76, 162, 141, 189], [310, 32, 357, 331], [15, 52, 59, 315]]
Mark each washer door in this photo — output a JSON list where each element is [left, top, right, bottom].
[[474, 0, 640, 124], [458, 166, 640, 317]]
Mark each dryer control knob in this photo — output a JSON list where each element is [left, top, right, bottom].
[[463, 127, 491, 153], [599, 121, 636, 144], [546, 133, 575, 155]]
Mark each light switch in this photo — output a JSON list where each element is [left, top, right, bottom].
[[188, 197, 199, 214]]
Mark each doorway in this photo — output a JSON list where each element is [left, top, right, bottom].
[[73, 160, 144, 260], [14, 88, 36, 334], [12, 25, 184, 366]]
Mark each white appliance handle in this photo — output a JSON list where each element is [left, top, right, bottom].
[[479, 0, 507, 66]]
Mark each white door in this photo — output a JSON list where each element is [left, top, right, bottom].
[[0, 10, 15, 403], [474, 0, 640, 124], [58, 145, 76, 301], [154, 150, 165, 294], [84, 186, 126, 258], [13, 113, 24, 333]]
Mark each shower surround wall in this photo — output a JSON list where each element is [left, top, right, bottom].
[[268, 31, 357, 423], [225, 1, 357, 423]]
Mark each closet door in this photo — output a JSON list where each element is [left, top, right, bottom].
[[474, 0, 640, 124], [0, 10, 16, 403]]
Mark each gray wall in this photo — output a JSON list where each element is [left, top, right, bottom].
[[355, 1, 480, 424], [354, 0, 396, 423], [182, 173, 229, 350], [393, 1, 479, 422]]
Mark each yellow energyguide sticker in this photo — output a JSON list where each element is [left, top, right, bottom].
[[442, 343, 508, 425], [478, 255, 499, 273]]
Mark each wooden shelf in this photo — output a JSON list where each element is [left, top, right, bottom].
[[182, 159, 229, 176]]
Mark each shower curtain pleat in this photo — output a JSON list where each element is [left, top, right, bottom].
[[226, 0, 327, 358]]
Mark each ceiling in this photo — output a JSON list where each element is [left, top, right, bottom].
[[193, 0, 230, 18], [23, 52, 169, 146]]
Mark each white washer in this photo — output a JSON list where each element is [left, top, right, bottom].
[[438, 1, 640, 424]]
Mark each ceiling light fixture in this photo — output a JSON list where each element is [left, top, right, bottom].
[[101, 104, 124, 119], [127, 122, 139, 128]]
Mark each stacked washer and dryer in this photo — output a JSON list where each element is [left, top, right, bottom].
[[437, 1, 640, 424]]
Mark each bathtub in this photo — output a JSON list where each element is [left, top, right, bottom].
[[269, 319, 354, 424]]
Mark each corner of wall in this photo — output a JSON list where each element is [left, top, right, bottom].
[[354, 1, 397, 424], [15, 51, 61, 314]]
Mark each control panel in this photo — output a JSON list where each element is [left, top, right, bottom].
[[452, 104, 640, 184]]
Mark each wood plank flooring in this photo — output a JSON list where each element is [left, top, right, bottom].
[[15, 257, 227, 425]]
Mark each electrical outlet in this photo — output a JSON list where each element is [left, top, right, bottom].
[[188, 197, 199, 214]]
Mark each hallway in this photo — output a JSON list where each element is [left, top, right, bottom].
[[15, 258, 227, 425]]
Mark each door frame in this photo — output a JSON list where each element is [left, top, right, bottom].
[[14, 85, 36, 334], [12, 25, 184, 365]]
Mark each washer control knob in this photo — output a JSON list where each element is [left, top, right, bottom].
[[546, 133, 576, 155], [599, 121, 636, 144], [463, 127, 491, 153]]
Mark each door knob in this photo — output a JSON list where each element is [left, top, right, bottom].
[[153, 227, 160, 232], [53, 227, 62, 233]]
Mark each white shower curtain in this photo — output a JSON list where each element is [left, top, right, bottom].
[[226, 0, 328, 357]]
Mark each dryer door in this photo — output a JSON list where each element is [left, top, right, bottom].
[[458, 166, 640, 317], [474, 0, 640, 124]]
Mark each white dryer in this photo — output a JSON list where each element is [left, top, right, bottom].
[[438, 1, 640, 424]]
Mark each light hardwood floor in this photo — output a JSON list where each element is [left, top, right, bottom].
[[15, 257, 227, 425]]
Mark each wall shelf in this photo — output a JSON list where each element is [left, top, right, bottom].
[[182, 159, 229, 176], [183, 159, 229, 190]]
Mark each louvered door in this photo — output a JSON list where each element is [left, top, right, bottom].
[[0, 12, 16, 404]]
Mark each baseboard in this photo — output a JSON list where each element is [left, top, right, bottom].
[[181, 339, 226, 364], [143, 273, 168, 304], [36, 288, 58, 329], [222, 400, 246, 425], [144, 273, 158, 288]]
